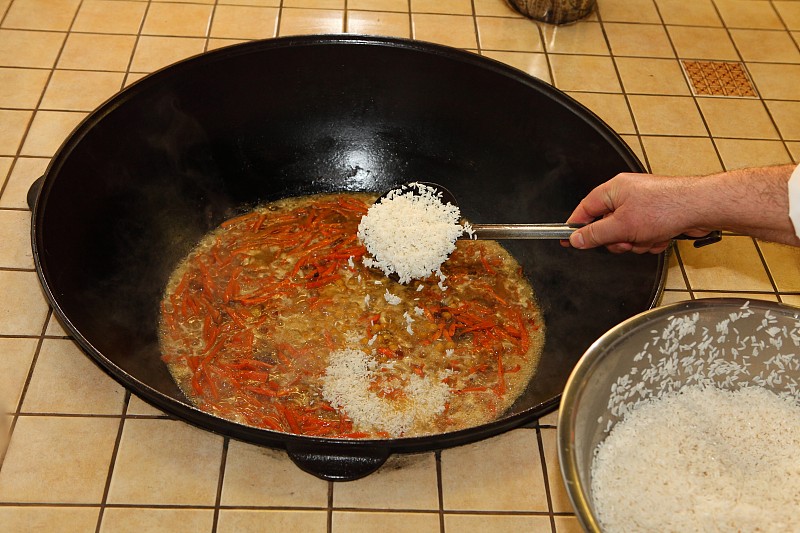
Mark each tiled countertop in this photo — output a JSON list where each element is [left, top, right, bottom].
[[1, 0, 800, 532]]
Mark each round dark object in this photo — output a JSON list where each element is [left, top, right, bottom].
[[29, 35, 664, 481]]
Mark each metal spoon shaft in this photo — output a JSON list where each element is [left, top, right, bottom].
[[464, 223, 581, 240]]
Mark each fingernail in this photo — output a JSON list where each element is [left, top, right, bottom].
[[570, 232, 585, 249]]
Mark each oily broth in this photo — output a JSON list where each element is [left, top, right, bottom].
[[159, 193, 544, 438]]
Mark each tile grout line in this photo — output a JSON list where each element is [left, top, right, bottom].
[[593, 6, 653, 173], [93, 391, 132, 533], [535, 424, 558, 533], [0, 0, 88, 473], [0, 308, 51, 470], [210, 437, 229, 533], [435, 450, 445, 533]]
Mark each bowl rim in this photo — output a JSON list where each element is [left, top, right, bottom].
[[556, 297, 800, 531]]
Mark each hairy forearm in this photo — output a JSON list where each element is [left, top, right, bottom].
[[686, 164, 800, 246]]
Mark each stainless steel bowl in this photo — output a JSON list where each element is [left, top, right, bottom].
[[557, 298, 800, 531]]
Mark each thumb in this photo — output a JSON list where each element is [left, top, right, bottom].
[[569, 216, 627, 250]]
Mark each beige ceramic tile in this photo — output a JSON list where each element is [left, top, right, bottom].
[[72, 0, 148, 34], [332, 511, 440, 533], [655, 0, 721, 26], [781, 294, 800, 307], [775, 1, 800, 30], [621, 134, 645, 164], [765, 100, 800, 141], [659, 290, 691, 306], [787, 142, 800, 162], [758, 241, 800, 293], [123, 72, 150, 86], [441, 428, 547, 511], [0, 507, 99, 533], [0, 29, 65, 68], [550, 55, 620, 93], [125, 394, 166, 416], [0, 209, 34, 268], [221, 439, 328, 507], [217, 510, 326, 533], [107, 418, 223, 505], [664, 249, 688, 290], [210, 5, 279, 39], [476, 16, 541, 52], [474, 0, 520, 17], [0, 109, 33, 156], [538, 409, 558, 426], [412, 13, 477, 49], [0, 156, 49, 209], [22, 339, 126, 415], [412, 0, 472, 15], [444, 514, 554, 532], [667, 26, 739, 61], [283, 0, 343, 7], [0, 416, 120, 503], [206, 38, 249, 52], [603, 23, 674, 58], [554, 516, 585, 533], [730, 29, 800, 64], [142, 2, 213, 37], [482, 51, 550, 83], [615, 57, 691, 95], [539, 427, 571, 513], [693, 291, 778, 302], [0, 271, 49, 335], [0, 337, 37, 411], [333, 453, 439, 509], [598, 0, 660, 23], [58, 33, 137, 71], [99, 508, 215, 533], [678, 236, 774, 292], [278, 8, 344, 36], [0, 67, 50, 108], [541, 21, 608, 55], [217, 0, 280, 4], [747, 64, 800, 100], [349, 0, 409, 11], [45, 313, 69, 336], [640, 136, 723, 176], [41, 70, 124, 112], [129, 36, 206, 73], [714, 0, 785, 30], [1, 0, 81, 31], [20, 110, 87, 157], [715, 139, 793, 171], [347, 10, 410, 38], [697, 98, 779, 140], [566, 92, 635, 134], [627, 95, 707, 137], [0, 155, 11, 184]]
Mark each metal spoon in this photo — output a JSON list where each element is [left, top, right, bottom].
[[378, 182, 722, 246], [377, 182, 581, 240]]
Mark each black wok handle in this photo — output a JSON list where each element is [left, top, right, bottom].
[[285, 442, 390, 481], [27, 175, 45, 211]]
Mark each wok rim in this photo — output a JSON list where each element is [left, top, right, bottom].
[[30, 34, 666, 471]]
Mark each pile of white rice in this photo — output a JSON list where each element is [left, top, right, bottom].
[[321, 347, 452, 437], [592, 384, 800, 531], [590, 302, 800, 532], [357, 182, 471, 284]]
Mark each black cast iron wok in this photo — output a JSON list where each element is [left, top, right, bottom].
[[29, 35, 665, 481]]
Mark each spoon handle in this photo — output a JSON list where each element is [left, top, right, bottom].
[[465, 223, 582, 240]]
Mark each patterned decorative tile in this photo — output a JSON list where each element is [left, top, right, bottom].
[[681, 60, 757, 97]]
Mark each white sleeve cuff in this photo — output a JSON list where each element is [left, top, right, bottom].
[[790, 164, 800, 239]]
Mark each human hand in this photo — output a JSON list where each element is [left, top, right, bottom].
[[562, 173, 711, 254]]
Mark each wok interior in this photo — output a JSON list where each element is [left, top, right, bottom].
[[35, 37, 663, 446]]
